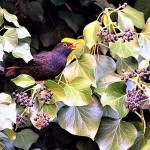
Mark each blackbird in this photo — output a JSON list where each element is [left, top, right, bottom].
[[0, 42, 76, 80]]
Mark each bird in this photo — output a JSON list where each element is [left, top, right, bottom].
[[0, 42, 76, 81]]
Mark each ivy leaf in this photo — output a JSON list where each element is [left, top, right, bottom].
[[94, 55, 116, 82], [128, 122, 147, 150], [139, 18, 150, 60], [12, 129, 39, 150], [101, 81, 128, 118], [95, 118, 137, 150], [16, 26, 31, 39], [59, 11, 86, 33], [3, 9, 19, 27], [0, 7, 4, 26], [12, 43, 33, 63], [4, 129, 16, 142], [103, 105, 120, 119], [0, 103, 16, 131], [57, 98, 103, 140], [135, 0, 150, 20], [27, 2, 44, 22], [122, 5, 145, 29], [83, 20, 100, 49], [3, 28, 18, 52], [116, 56, 138, 74], [94, 74, 121, 95], [118, 11, 134, 31], [44, 80, 67, 103], [0, 93, 11, 104], [40, 104, 57, 121], [50, 0, 65, 6], [63, 77, 92, 106], [109, 38, 139, 58], [64, 54, 96, 86], [138, 60, 149, 69], [0, 143, 4, 149], [11, 74, 35, 88], [102, 13, 113, 33], [0, 44, 4, 61]]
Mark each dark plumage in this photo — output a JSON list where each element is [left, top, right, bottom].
[[0, 42, 75, 80]]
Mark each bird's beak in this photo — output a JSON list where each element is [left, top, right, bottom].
[[68, 44, 77, 50]]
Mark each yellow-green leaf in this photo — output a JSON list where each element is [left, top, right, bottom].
[[83, 20, 100, 49]]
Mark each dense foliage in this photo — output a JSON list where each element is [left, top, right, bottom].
[[0, 0, 150, 150]]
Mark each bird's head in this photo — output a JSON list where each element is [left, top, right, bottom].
[[53, 42, 77, 56]]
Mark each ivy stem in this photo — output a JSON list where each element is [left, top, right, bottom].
[[98, 42, 109, 48], [58, 72, 63, 85], [135, 108, 146, 133]]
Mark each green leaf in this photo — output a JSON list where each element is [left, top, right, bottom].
[[64, 54, 96, 86], [12, 43, 33, 63], [83, 20, 100, 49], [0, 142, 4, 149], [103, 105, 120, 119], [135, 0, 150, 20], [40, 104, 57, 121], [12, 129, 39, 150], [0, 7, 4, 26], [101, 81, 128, 118], [16, 26, 31, 39], [116, 56, 138, 74], [0, 93, 11, 104], [0, 103, 16, 131], [3, 28, 18, 52], [129, 124, 150, 150], [122, 5, 145, 29], [0, 132, 8, 140], [63, 77, 93, 106], [118, 11, 134, 31], [58, 98, 103, 140], [102, 12, 113, 33], [59, 11, 86, 33], [139, 59, 149, 69], [44, 80, 67, 103], [50, 0, 65, 6], [3, 9, 19, 27], [109, 38, 139, 58], [27, 2, 44, 22], [95, 118, 137, 150], [0, 44, 4, 61], [139, 18, 150, 60], [4, 129, 16, 142], [11, 74, 35, 88], [94, 55, 116, 82], [94, 74, 121, 95]]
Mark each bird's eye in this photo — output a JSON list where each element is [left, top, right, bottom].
[[62, 43, 68, 47]]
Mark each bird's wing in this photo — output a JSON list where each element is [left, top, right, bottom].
[[5, 52, 50, 77]]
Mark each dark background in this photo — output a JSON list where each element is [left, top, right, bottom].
[[1, 0, 150, 149]]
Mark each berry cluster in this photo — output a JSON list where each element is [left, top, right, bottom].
[[121, 68, 150, 111], [97, 30, 118, 43], [12, 91, 35, 108], [126, 88, 148, 112], [121, 68, 150, 82], [16, 114, 28, 126], [121, 2, 128, 9], [34, 112, 50, 129], [37, 86, 54, 103], [118, 29, 134, 43], [97, 28, 133, 43]]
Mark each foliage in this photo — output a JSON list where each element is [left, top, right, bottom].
[[0, 0, 150, 150]]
